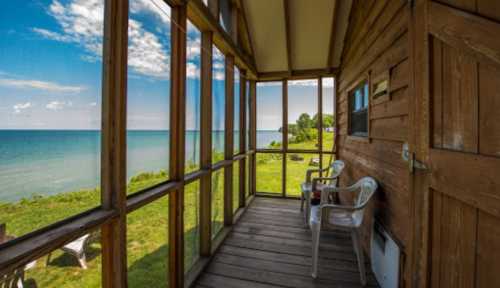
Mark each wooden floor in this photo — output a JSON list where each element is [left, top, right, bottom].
[[194, 197, 379, 288]]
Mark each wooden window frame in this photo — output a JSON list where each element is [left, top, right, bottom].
[[254, 77, 337, 198], [0, 1, 258, 288], [347, 74, 371, 142]]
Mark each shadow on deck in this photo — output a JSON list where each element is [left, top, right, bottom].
[[194, 197, 379, 288]]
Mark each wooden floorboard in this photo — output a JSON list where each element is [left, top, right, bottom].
[[193, 197, 379, 288]]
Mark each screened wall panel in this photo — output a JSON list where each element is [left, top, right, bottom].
[[322, 77, 335, 152], [234, 66, 240, 155], [246, 80, 251, 151], [20, 230, 102, 287], [211, 169, 224, 239], [127, 196, 169, 287], [127, 0, 171, 194], [287, 80, 319, 150], [286, 153, 320, 197], [245, 157, 251, 199], [212, 46, 225, 163], [0, 0, 104, 243], [257, 82, 282, 150], [184, 181, 200, 274], [256, 153, 282, 194], [233, 161, 240, 214], [185, 21, 201, 174]]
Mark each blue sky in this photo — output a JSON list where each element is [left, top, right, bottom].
[[257, 79, 334, 130], [0, 0, 330, 131], [0, 0, 226, 130]]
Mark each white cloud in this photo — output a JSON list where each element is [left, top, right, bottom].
[[89, 102, 97, 106], [0, 78, 86, 93], [13, 102, 33, 114], [288, 80, 318, 87], [47, 0, 104, 56], [186, 62, 200, 79], [258, 79, 335, 88], [127, 19, 170, 79], [34, 0, 172, 79], [130, 0, 171, 25], [32, 27, 72, 42], [46, 101, 72, 111], [187, 37, 201, 59], [322, 78, 335, 88], [214, 71, 225, 81], [213, 62, 224, 70], [258, 81, 282, 87]]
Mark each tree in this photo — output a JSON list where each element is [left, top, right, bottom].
[[312, 113, 334, 128], [296, 113, 314, 129]]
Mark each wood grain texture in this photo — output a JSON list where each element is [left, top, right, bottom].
[[429, 1, 500, 68], [336, 2, 411, 285], [478, 63, 500, 157], [438, 195, 477, 288], [100, 0, 129, 286], [441, 43, 478, 153], [195, 197, 379, 288], [476, 211, 500, 287], [430, 149, 500, 218]]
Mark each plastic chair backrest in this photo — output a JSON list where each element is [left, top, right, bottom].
[[328, 160, 345, 186]]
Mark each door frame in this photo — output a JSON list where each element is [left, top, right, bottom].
[[408, 0, 432, 287]]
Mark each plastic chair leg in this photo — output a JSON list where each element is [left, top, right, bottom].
[[351, 229, 366, 286], [311, 222, 321, 278]]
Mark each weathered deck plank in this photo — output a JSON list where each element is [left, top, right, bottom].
[[194, 197, 379, 287]]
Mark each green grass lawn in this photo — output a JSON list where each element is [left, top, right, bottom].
[[0, 132, 333, 287], [0, 169, 221, 288], [256, 131, 335, 196]]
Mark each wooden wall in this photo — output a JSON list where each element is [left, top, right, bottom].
[[425, 1, 500, 287], [336, 0, 411, 285]]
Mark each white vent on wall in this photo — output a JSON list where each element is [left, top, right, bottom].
[[370, 221, 400, 288]]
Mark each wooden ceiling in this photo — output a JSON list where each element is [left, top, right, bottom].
[[241, 0, 352, 77]]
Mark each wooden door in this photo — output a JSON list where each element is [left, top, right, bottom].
[[411, 0, 500, 287]]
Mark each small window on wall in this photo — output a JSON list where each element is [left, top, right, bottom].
[[348, 80, 369, 137]]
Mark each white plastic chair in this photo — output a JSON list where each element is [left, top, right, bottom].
[[46, 234, 93, 269], [300, 160, 345, 225], [310, 177, 378, 285]]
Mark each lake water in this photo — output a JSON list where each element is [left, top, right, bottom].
[[0, 130, 281, 202]]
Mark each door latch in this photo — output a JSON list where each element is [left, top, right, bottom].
[[402, 143, 428, 174]]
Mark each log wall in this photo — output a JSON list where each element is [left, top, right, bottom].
[[336, 0, 411, 285]]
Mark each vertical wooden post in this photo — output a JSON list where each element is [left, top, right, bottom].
[[224, 55, 235, 226], [282, 80, 288, 198], [239, 72, 247, 207], [100, 0, 128, 287], [318, 77, 323, 176], [169, 4, 187, 287], [409, 0, 431, 287], [250, 80, 257, 195], [200, 31, 213, 257]]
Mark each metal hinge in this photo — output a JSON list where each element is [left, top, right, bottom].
[[402, 143, 428, 174]]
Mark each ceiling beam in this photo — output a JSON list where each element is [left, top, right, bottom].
[[284, 0, 292, 75], [327, 0, 339, 68], [239, 0, 258, 72], [258, 68, 339, 81]]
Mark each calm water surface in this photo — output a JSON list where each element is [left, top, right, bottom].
[[0, 130, 280, 202]]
